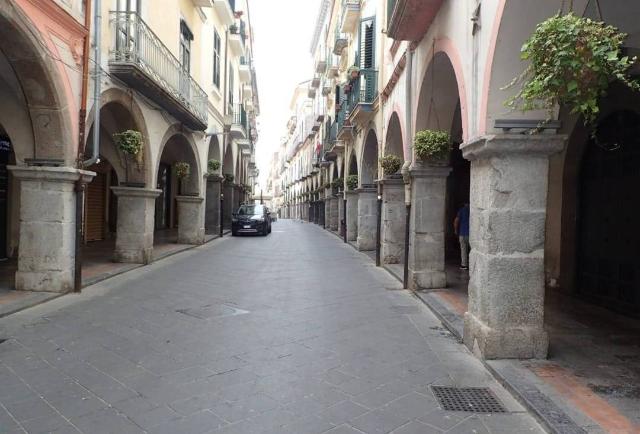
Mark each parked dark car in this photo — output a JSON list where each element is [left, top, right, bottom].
[[231, 204, 272, 236]]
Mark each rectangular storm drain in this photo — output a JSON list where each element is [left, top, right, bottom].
[[431, 386, 507, 413]]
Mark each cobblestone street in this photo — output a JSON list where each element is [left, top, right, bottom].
[[0, 221, 544, 434]]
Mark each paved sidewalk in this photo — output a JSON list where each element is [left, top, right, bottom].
[[0, 220, 544, 434]]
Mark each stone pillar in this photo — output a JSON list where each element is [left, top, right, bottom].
[[356, 188, 377, 251], [111, 186, 161, 265], [337, 195, 345, 235], [330, 197, 339, 231], [205, 176, 222, 235], [461, 135, 565, 359], [380, 179, 405, 264], [9, 166, 94, 292], [408, 165, 451, 290], [345, 191, 358, 242], [176, 196, 205, 245], [324, 197, 331, 229], [223, 183, 235, 228]]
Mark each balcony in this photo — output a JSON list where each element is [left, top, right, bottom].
[[311, 75, 321, 89], [243, 83, 253, 100], [239, 56, 251, 83], [333, 27, 348, 55], [315, 52, 327, 73], [308, 87, 317, 99], [230, 103, 248, 139], [345, 68, 378, 125], [109, 12, 208, 130], [214, 0, 235, 26], [340, 0, 361, 33], [387, 0, 444, 41], [229, 20, 246, 56], [323, 120, 338, 161], [192, 0, 213, 6]]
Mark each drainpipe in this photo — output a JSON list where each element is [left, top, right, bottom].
[[402, 47, 414, 290], [85, 0, 102, 167], [220, 26, 230, 236], [375, 189, 382, 267], [74, 0, 95, 292]]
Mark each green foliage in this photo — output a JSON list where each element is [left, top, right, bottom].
[[224, 173, 235, 183], [113, 130, 143, 156], [380, 154, 402, 175], [505, 13, 639, 124], [207, 159, 221, 174], [331, 177, 343, 189], [346, 174, 358, 190], [414, 130, 450, 161], [175, 162, 190, 179]]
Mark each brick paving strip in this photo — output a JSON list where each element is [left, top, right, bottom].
[[0, 221, 545, 434]]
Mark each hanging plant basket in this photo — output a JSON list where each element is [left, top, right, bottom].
[[505, 13, 639, 124], [380, 155, 402, 176], [414, 130, 451, 162], [113, 130, 144, 185], [346, 174, 358, 190], [207, 159, 221, 174]]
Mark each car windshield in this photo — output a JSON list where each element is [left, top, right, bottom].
[[237, 205, 264, 216]]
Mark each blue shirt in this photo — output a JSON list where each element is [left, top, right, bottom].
[[457, 205, 470, 237]]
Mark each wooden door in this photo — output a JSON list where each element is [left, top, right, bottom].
[[85, 172, 107, 242]]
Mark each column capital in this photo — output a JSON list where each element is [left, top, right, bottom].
[[409, 165, 451, 179], [8, 165, 95, 184], [111, 187, 162, 199], [461, 134, 566, 161], [376, 178, 404, 187], [176, 195, 205, 204], [206, 174, 224, 183], [345, 190, 359, 197]]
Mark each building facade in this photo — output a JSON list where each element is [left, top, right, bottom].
[[267, 0, 640, 361], [0, 0, 259, 293]]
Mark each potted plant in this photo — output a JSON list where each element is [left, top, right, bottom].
[[348, 65, 360, 80], [207, 159, 221, 175], [175, 162, 191, 195], [346, 174, 358, 190], [414, 130, 451, 163], [380, 154, 402, 176], [224, 173, 234, 183], [331, 177, 343, 192], [113, 130, 144, 186], [505, 13, 639, 124]]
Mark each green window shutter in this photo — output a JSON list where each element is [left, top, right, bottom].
[[359, 17, 375, 69]]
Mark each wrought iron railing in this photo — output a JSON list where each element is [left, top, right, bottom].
[[346, 68, 378, 113], [232, 103, 248, 132], [230, 20, 246, 48], [110, 11, 208, 125]]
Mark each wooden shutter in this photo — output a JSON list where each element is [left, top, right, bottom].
[[359, 17, 375, 69], [85, 172, 106, 242]]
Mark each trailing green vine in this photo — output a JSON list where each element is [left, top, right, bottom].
[[505, 13, 639, 124]]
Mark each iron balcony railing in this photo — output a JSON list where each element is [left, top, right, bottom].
[[230, 19, 246, 48], [232, 103, 248, 133], [240, 56, 250, 66], [345, 68, 378, 114], [110, 11, 207, 125], [324, 119, 337, 152]]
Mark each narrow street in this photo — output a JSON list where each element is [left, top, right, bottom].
[[0, 221, 543, 434]]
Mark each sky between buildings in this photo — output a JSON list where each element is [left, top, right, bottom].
[[250, 0, 318, 191]]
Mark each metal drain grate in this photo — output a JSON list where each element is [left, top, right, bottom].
[[431, 386, 507, 413]]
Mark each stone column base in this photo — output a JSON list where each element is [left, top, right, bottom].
[[464, 312, 549, 359], [379, 179, 405, 264], [112, 187, 161, 264], [205, 176, 222, 235], [345, 191, 358, 241], [177, 196, 205, 245], [356, 188, 377, 251], [9, 166, 95, 293]]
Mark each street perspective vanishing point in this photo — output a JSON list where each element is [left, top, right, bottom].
[[0, 0, 639, 433]]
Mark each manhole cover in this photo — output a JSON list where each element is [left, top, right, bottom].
[[390, 305, 421, 314], [431, 386, 507, 413], [176, 304, 249, 320]]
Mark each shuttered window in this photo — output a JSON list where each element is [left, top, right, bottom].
[[359, 17, 375, 69], [213, 30, 221, 88]]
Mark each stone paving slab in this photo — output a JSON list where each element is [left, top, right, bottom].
[[0, 290, 60, 319], [0, 221, 545, 434]]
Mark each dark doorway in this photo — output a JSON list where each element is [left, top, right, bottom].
[[0, 134, 12, 260], [155, 163, 172, 229], [578, 110, 640, 316]]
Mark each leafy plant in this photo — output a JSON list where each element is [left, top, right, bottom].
[[207, 159, 221, 174], [380, 155, 402, 176], [505, 13, 639, 124], [224, 173, 234, 183], [113, 130, 143, 156], [175, 162, 190, 179], [346, 174, 358, 190], [414, 130, 450, 161], [331, 177, 343, 189]]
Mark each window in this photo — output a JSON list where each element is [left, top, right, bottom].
[[180, 19, 194, 73], [213, 30, 221, 88], [359, 17, 375, 69], [229, 65, 235, 106], [116, 0, 139, 12]]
